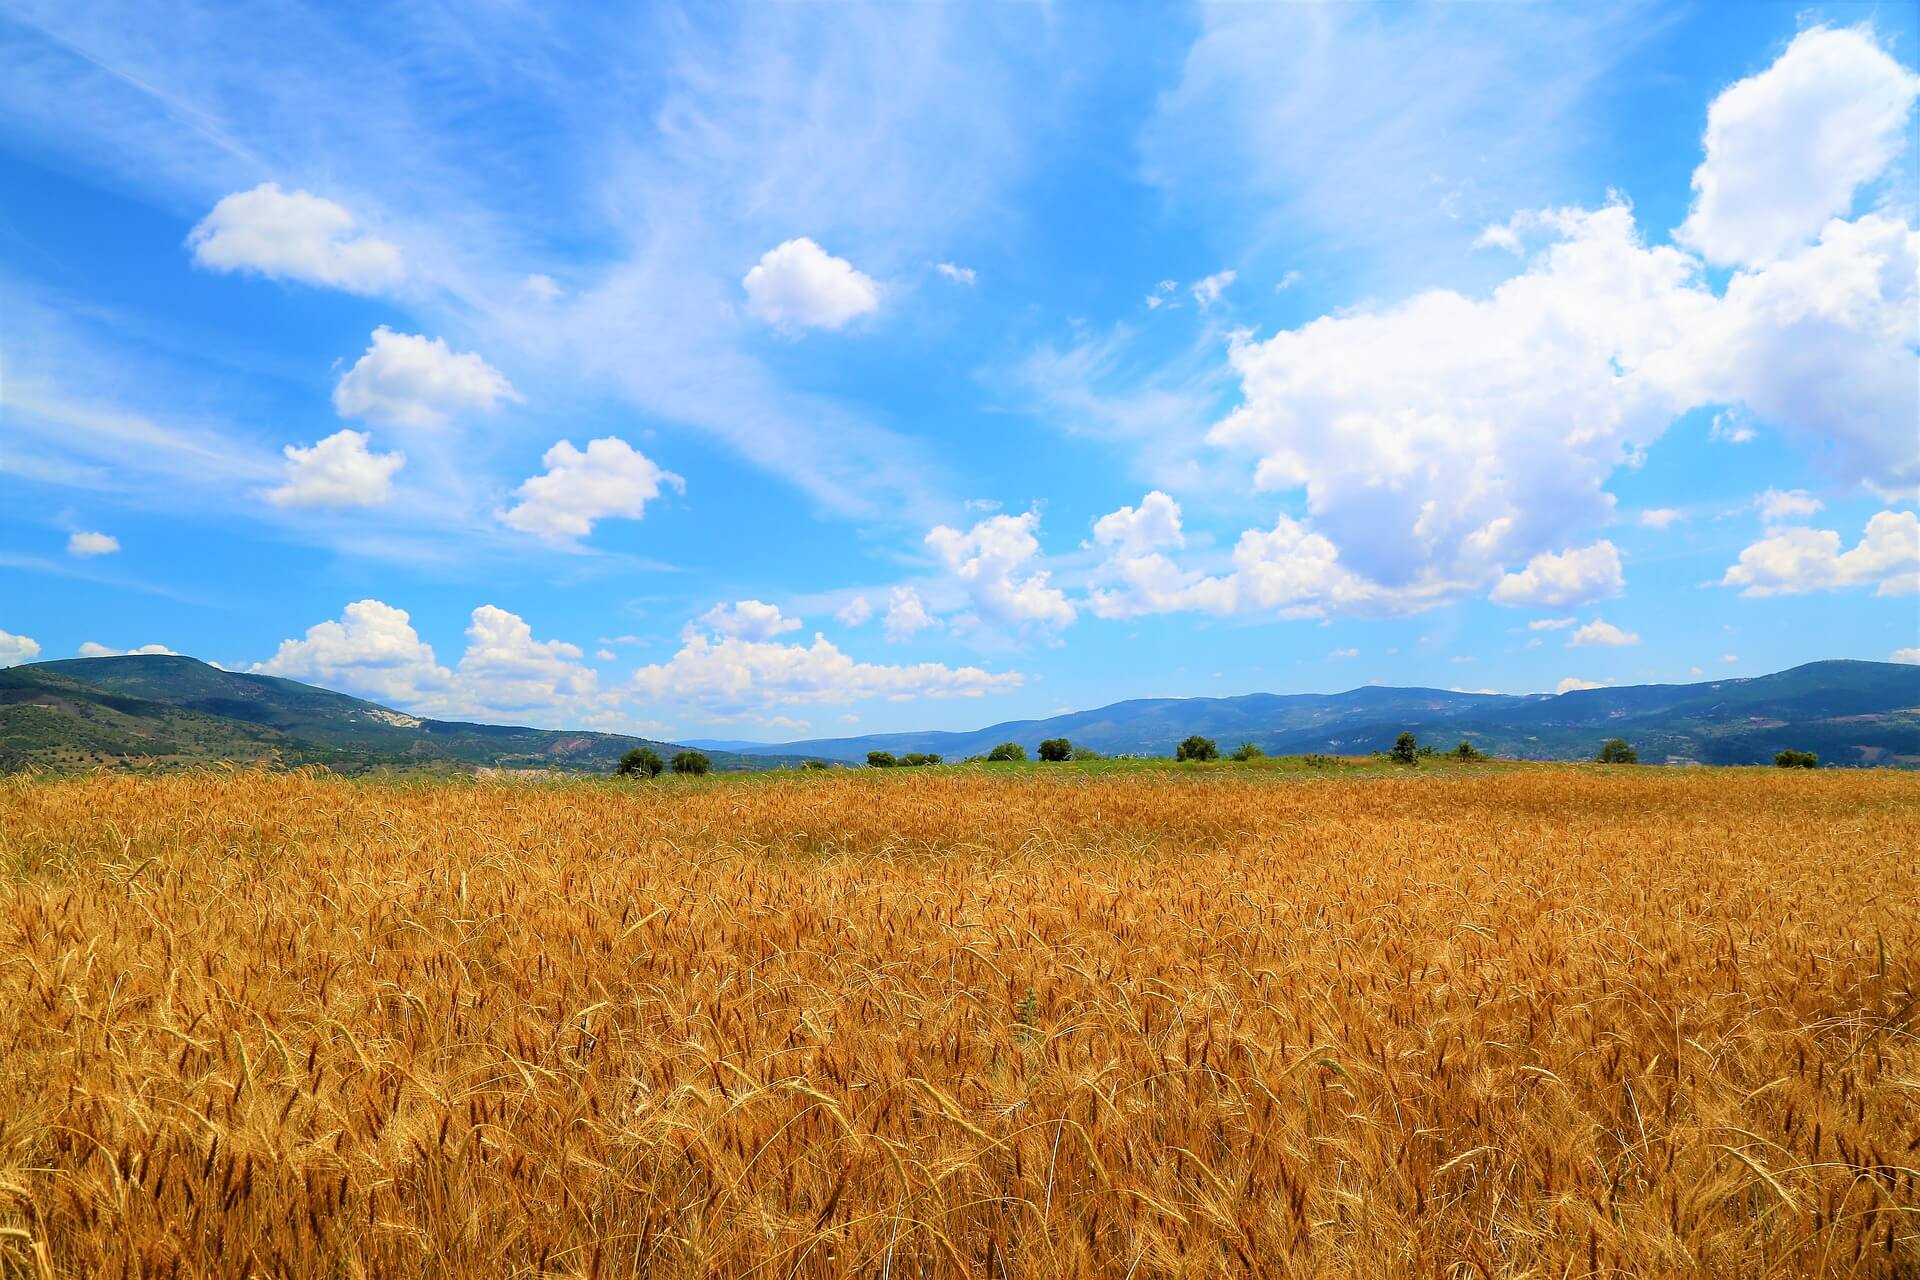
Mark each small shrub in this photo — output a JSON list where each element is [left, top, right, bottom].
[[866, 751, 897, 769], [1175, 735, 1218, 762], [800, 759, 832, 771], [900, 753, 942, 767], [1596, 739, 1638, 765], [670, 750, 711, 776], [615, 747, 662, 779], [1230, 742, 1264, 762], [1037, 738, 1072, 763], [1303, 753, 1335, 768], [1453, 740, 1486, 761], [1389, 732, 1419, 766], [985, 742, 1027, 763], [1774, 749, 1818, 769], [1071, 746, 1103, 761]]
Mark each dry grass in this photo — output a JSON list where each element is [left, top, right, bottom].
[[0, 766, 1915, 1278]]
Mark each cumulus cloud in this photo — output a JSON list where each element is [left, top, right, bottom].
[[882, 586, 940, 643], [265, 429, 404, 508], [1892, 648, 1920, 664], [332, 327, 521, 429], [1191, 269, 1237, 308], [1639, 508, 1682, 529], [629, 617, 1021, 713], [499, 437, 682, 543], [0, 629, 42, 667], [66, 531, 119, 557], [1719, 510, 1919, 596], [77, 642, 177, 657], [835, 596, 875, 627], [1556, 677, 1606, 694], [743, 238, 880, 330], [925, 511, 1075, 632], [935, 262, 977, 285], [186, 183, 404, 293], [694, 600, 802, 643], [1709, 412, 1756, 445], [1567, 618, 1639, 648], [1491, 541, 1625, 608], [1756, 489, 1822, 523], [1675, 26, 1920, 268], [255, 599, 610, 726]]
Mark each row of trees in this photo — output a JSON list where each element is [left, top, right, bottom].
[[866, 751, 942, 767], [614, 747, 710, 777]]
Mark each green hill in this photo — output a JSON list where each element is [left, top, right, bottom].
[[0, 655, 809, 774]]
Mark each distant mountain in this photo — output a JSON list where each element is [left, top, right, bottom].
[[0, 655, 813, 773], [721, 661, 1920, 767]]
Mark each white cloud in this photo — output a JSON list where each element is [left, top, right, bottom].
[[1491, 541, 1625, 608], [255, 599, 611, 726], [523, 273, 563, 302], [1719, 510, 1920, 597], [694, 600, 802, 643], [499, 437, 682, 543], [1675, 26, 1920, 268], [0, 629, 42, 667], [595, 648, 617, 662], [1568, 618, 1639, 648], [265, 429, 404, 508], [1556, 677, 1606, 694], [742, 238, 880, 330], [1328, 647, 1359, 660], [1639, 508, 1682, 530], [1722, 654, 1740, 663], [1528, 616, 1577, 631], [1709, 411, 1756, 445], [882, 586, 940, 643], [1275, 270, 1303, 291], [77, 642, 177, 657], [925, 511, 1075, 632], [332, 327, 521, 429], [1892, 648, 1920, 664], [1756, 488, 1822, 523], [1191, 269, 1236, 308], [835, 596, 875, 627], [66, 531, 119, 557], [629, 619, 1021, 713], [187, 183, 404, 294], [935, 262, 977, 285]]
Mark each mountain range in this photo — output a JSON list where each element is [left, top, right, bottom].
[[0, 655, 807, 773], [1, 655, 1914, 773], [690, 659, 1920, 768]]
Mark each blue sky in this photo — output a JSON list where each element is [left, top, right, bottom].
[[2, 1, 1916, 741]]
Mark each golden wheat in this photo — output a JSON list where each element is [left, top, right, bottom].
[[0, 766, 1915, 1278]]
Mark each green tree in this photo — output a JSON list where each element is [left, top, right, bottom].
[[1774, 749, 1818, 768], [1453, 740, 1486, 761], [899, 752, 942, 766], [866, 750, 897, 768], [615, 747, 663, 778], [1595, 738, 1638, 764], [1037, 738, 1072, 762], [1071, 746, 1102, 761], [1389, 732, 1419, 765], [670, 750, 711, 776], [1230, 742, 1264, 762], [985, 742, 1027, 762], [1175, 735, 1218, 762]]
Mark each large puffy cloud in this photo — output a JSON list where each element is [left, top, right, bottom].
[[629, 616, 1020, 713], [265, 429, 404, 508], [742, 238, 880, 331], [255, 600, 611, 726], [1491, 541, 1625, 608], [882, 587, 940, 643], [0, 629, 41, 667], [332, 327, 521, 429], [187, 184, 404, 293], [1719, 510, 1919, 597], [694, 600, 802, 642], [925, 511, 1075, 632], [1676, 26, 1920, 268], [1567, 618, 1638, 648], [499, 437, 682, 543]]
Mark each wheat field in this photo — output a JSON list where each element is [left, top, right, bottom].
[[0, 766, 1915, 1278]]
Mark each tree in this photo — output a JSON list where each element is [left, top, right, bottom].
[[866, 751, 897, 768], [1230, 742, 1264, 762], [1175, 735, 1218, 762], [615, 747, 662, 778], [1595, 738, 1638, 764], [1037, 738, 1072, 762], [1453, 740, 1485, 761], [1774, 749, 1818, 768], [985, 742, 1027, 762], [1071, 746, 1102, 761], [900, 752, 942, 766], [1389, 732, 1419, 765], [670, 750, 711, 775]]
